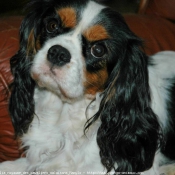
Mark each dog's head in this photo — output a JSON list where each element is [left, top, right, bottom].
[[19, 0, 138, 101], [9, 0, 161, 173]]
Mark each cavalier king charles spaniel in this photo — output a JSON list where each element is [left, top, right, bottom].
[[1, 0, 175, 174]]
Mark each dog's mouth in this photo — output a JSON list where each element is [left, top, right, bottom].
[[31, 67, 54, 88], [30, 44, 71, 88], [31, 63, 57, 83], [31, 55, 85, 101]]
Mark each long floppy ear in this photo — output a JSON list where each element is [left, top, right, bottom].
[[94, 35, 161, 172], [9, 9, 38, 137], [9, 0, 56, 136]]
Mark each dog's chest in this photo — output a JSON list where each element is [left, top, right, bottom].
[[22, 89, 102, 169]]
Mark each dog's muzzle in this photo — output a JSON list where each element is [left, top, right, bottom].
[[47, 45, 71, 67]]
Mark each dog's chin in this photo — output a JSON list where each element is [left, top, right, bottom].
[[31, 71, 85, 102]]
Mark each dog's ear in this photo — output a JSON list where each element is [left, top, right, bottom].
[[92, 32, 161, 172], [9, 10, 38, 137], [9, 0, 54, 136], [97, 39, 161, 172]]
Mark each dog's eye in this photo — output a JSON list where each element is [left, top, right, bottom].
[[91, 44, 106, 58], [46, 19, 59, 33]]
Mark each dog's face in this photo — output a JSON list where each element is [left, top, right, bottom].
[[29, 0, 129, 100]]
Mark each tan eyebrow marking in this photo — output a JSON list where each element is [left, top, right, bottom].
[[57, 7, 77, 28], [83, 25, 110, 42]]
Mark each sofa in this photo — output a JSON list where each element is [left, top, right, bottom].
[[0, 0, 175, 162]]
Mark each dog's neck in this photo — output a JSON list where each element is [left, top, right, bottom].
[[20, 87, 102, 168], [34, 86, 101, 120]]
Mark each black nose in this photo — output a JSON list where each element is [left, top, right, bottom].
[[47, 45, 71, 66]]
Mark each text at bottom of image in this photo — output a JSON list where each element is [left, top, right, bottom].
[[0, 171, 153, 175]]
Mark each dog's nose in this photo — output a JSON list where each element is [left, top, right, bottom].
[[47, 45, 71, 66]]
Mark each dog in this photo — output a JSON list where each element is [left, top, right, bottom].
[[1, 0, 175, 174]]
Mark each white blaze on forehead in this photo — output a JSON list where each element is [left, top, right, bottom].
[[73, 1, 105, 36], [81, 1, 105, 26]]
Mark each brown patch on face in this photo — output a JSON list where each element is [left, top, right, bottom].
[[35, 35, 41, 51], [83, 25, 109, 42], [84, 68, 108, 96], [27, 30, 41, 57], [57, 7, 77, 28], [27, 29, 36, 56]]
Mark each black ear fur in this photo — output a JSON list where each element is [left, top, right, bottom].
[[85, 22, 162, 172], [10, 54, 35, 137], [95, 37, 161, 173], [9, 0, 58, 136], [9, 17, 36, 136], [8, 1, 43, 136]]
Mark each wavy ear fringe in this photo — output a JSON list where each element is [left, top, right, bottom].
[[87, 38, 162, 172], [9, 53, 35, 137], [8, 0, 54, 136], [9, 13, 37, 137]]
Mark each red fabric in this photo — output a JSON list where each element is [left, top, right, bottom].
[[124, 14, 175, 55], [144, 0, 175, 21], [0, 16, 23, 162]]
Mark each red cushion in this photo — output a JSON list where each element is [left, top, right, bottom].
[[124, 14, 175, 55], [144, 0, 175, 21], [0, 16, 23, 162]]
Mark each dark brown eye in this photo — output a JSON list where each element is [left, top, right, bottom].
[[46, 19, 59, 33], [91, 44, 106, 58]]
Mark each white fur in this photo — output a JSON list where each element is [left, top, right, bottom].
[[149, 51, 175, 130], [0, 88, 104, 173], [78, 1, 105, 32], [31, 33, 85, 100], [23, 88, 103, 172]]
